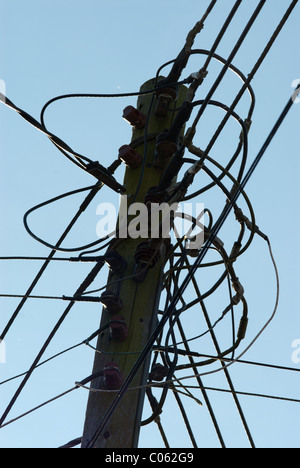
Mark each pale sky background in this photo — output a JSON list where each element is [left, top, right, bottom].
[[0, 0, 299, 448]]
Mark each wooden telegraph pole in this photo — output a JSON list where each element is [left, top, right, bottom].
[[81, 77, 188, 448]]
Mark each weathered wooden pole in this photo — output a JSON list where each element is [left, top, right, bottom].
[[81, 78, 187, 448]]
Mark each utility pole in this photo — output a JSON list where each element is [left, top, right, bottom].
[[81, 77, 188, 448]]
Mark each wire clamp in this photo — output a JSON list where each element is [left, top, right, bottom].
[[86, 161, 126, 193]]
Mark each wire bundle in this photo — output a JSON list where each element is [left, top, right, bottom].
[[0, 0, 299, 449]]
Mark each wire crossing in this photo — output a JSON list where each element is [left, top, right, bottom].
[[0, 0, 298, 449]]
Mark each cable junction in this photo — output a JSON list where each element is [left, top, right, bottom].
[[0, 0, 298, 449]]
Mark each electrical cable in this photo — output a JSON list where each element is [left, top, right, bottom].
[[189, 49, 256, 116], [187, 0, 299, 168], [145, 388, 170, 448], [151, 251, 227, 447], [0, 256, 74, 262], [0, 368, 113, 430], [23, 183, 115, 252], [172, 385, 300, 405], [0, 322, 124, 387], [0, 94, 126, 192], [186, 0, 244, 100], [161, 237, 279, 384], [170, 318, 226, 448], [84, 81, 296, 448], [157, 95, 249, 194], [156, 84, 291, 367], [0, 258, 106, 426], [157, 0, 218, 88], [162, 234, 242, 351], [2, 1, 298, 449], [153, 349, 300, 375], [59, 437, 82, 449], [171, 389, 198, 448], [64, 374, 300, 404], [169, 244, 254, 447], [0, 182, 102, 342], [39, 79, 191, 128], [122, 3, 251, 205], [7, 361, 300, 436], [0, 293, 63, 301], [157, 0, 267, 193], [185, 0, 267, 140], [190, 98, 249, 185], [0, 93, 92, 169]]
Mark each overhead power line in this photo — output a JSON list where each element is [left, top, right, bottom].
[[0, 0, 298, 449]]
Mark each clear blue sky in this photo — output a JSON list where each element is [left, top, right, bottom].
[[0, 0, 299, 448]]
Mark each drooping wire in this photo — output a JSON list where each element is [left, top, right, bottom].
[[0, 93, 92, 170], [0, 254, 106, 426], [0, 182, 102, 342], [1, 0, 298, 449], [84, 79, 298, 448], [22, 183, 115, 253], [186, 0, 267, 139], [187, 0, 299, 167]]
